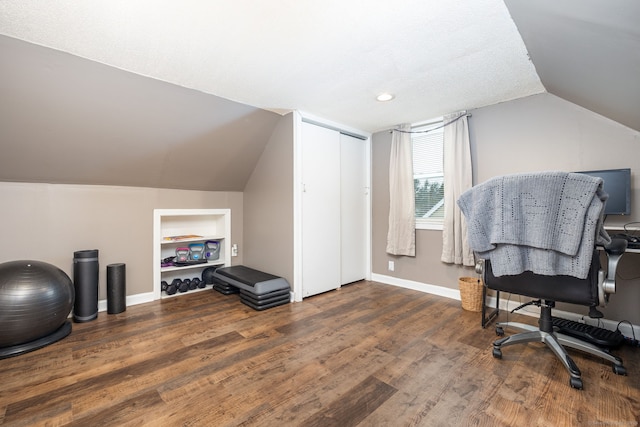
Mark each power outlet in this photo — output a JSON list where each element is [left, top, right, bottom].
[[231, 244, 238, 257], [388, 261, 395, 272]]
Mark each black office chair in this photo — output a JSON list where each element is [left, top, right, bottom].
[[476, 239, 627, 389], [458, 171, 629, 389]]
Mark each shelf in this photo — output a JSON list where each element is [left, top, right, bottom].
[[161, 235, 225, 245], [161, 284, 212, 299], [153, 208, 231, 300], [160, 261, 224, 273]]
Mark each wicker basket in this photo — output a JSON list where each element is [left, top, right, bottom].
[[459, 277, 483, 312]]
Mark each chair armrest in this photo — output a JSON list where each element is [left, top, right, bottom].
[[600, 238, 628, 303], [604, 238, 628, 256]]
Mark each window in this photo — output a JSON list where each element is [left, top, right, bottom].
[[412, 119, 444, 230]]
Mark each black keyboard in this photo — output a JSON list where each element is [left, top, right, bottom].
[[628, 240, 640, 250], [551, 317, 624, 348]]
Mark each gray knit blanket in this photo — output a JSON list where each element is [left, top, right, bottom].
[[457, 172, 611, 279]]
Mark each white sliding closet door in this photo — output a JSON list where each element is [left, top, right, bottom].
[[340, 133, 367, 285], [301, 122, 341, 297]]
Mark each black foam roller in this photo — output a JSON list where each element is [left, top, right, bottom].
[[107, 263, 126, 314], [73, 249, 99, 322]]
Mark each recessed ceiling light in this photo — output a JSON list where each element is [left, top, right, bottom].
[[376, 93, 395, 102]]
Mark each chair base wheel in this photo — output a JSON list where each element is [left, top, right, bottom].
[[569, 377, 583, 390], [496, 326, 504, 336], [492, 347, 502, 359], [613, 364, 627, 376]]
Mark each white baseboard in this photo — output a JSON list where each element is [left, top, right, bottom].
[[371, 273, 461, 300], [371, 273, 640, 339], [97, 292, 155, 313]]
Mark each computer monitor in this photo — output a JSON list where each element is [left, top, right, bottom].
[[578, 168, 631, 215]]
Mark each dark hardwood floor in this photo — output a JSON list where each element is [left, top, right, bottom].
[[1, 281, 639, 426]]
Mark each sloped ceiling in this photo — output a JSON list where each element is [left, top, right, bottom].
[[505, 0, 640, 133], [0, 1, 637, 191], [0, 36, 282, 191]]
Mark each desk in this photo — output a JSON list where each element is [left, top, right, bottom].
[[605, 226, 640, 252], [597, 246, 640, 254]]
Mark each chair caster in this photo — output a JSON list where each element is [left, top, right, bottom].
[[613, 365, 627, 376], [569, 377, 583, 390], [492, 347, 502, 359], [495, 326, 504, 336]]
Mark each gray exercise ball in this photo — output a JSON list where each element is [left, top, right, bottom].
[[0, 260, 74, 348]]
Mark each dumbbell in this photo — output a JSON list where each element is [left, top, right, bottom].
[[193, 277, 205, 289], [166, 279, 180, 295], [178, 279, 190, 293], [161, 280, 168, 292], [188, 278, 198, 290]]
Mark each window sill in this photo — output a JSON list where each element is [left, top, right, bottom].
[[415, 221, 443, 231]]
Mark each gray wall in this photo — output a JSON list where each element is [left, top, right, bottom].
[[470, 93, 640, 225], [372, 93, 640, 324], [243, 113, 295, 284], [372, 134, 469, 288], [0, 182, 243, 299]]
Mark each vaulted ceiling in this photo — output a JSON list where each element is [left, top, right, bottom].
[[505, 0, 639, 133], [0, 1, 638, 191]]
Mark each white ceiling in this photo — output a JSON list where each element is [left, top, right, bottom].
[[0, 0, 545, 133]]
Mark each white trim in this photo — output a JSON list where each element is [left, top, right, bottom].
[[96, 292, 155, 313], [371, 273, 461, 300], [292, 112, 303, 302], [371, 273, 640, 339], [364, 134, 373, 282], [298, 111, 371, 140], [415, 220, 444, 231]]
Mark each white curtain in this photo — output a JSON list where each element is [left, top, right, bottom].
[[441, 112, 474, 266], [386, 123, 415, 256]]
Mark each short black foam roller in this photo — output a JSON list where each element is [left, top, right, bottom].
[[106, 263, 126, 314]]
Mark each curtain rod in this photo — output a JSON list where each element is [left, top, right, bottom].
[[389, 112, 472, 134]]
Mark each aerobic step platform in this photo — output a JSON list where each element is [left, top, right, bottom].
[[212, 265, 290, 310]]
